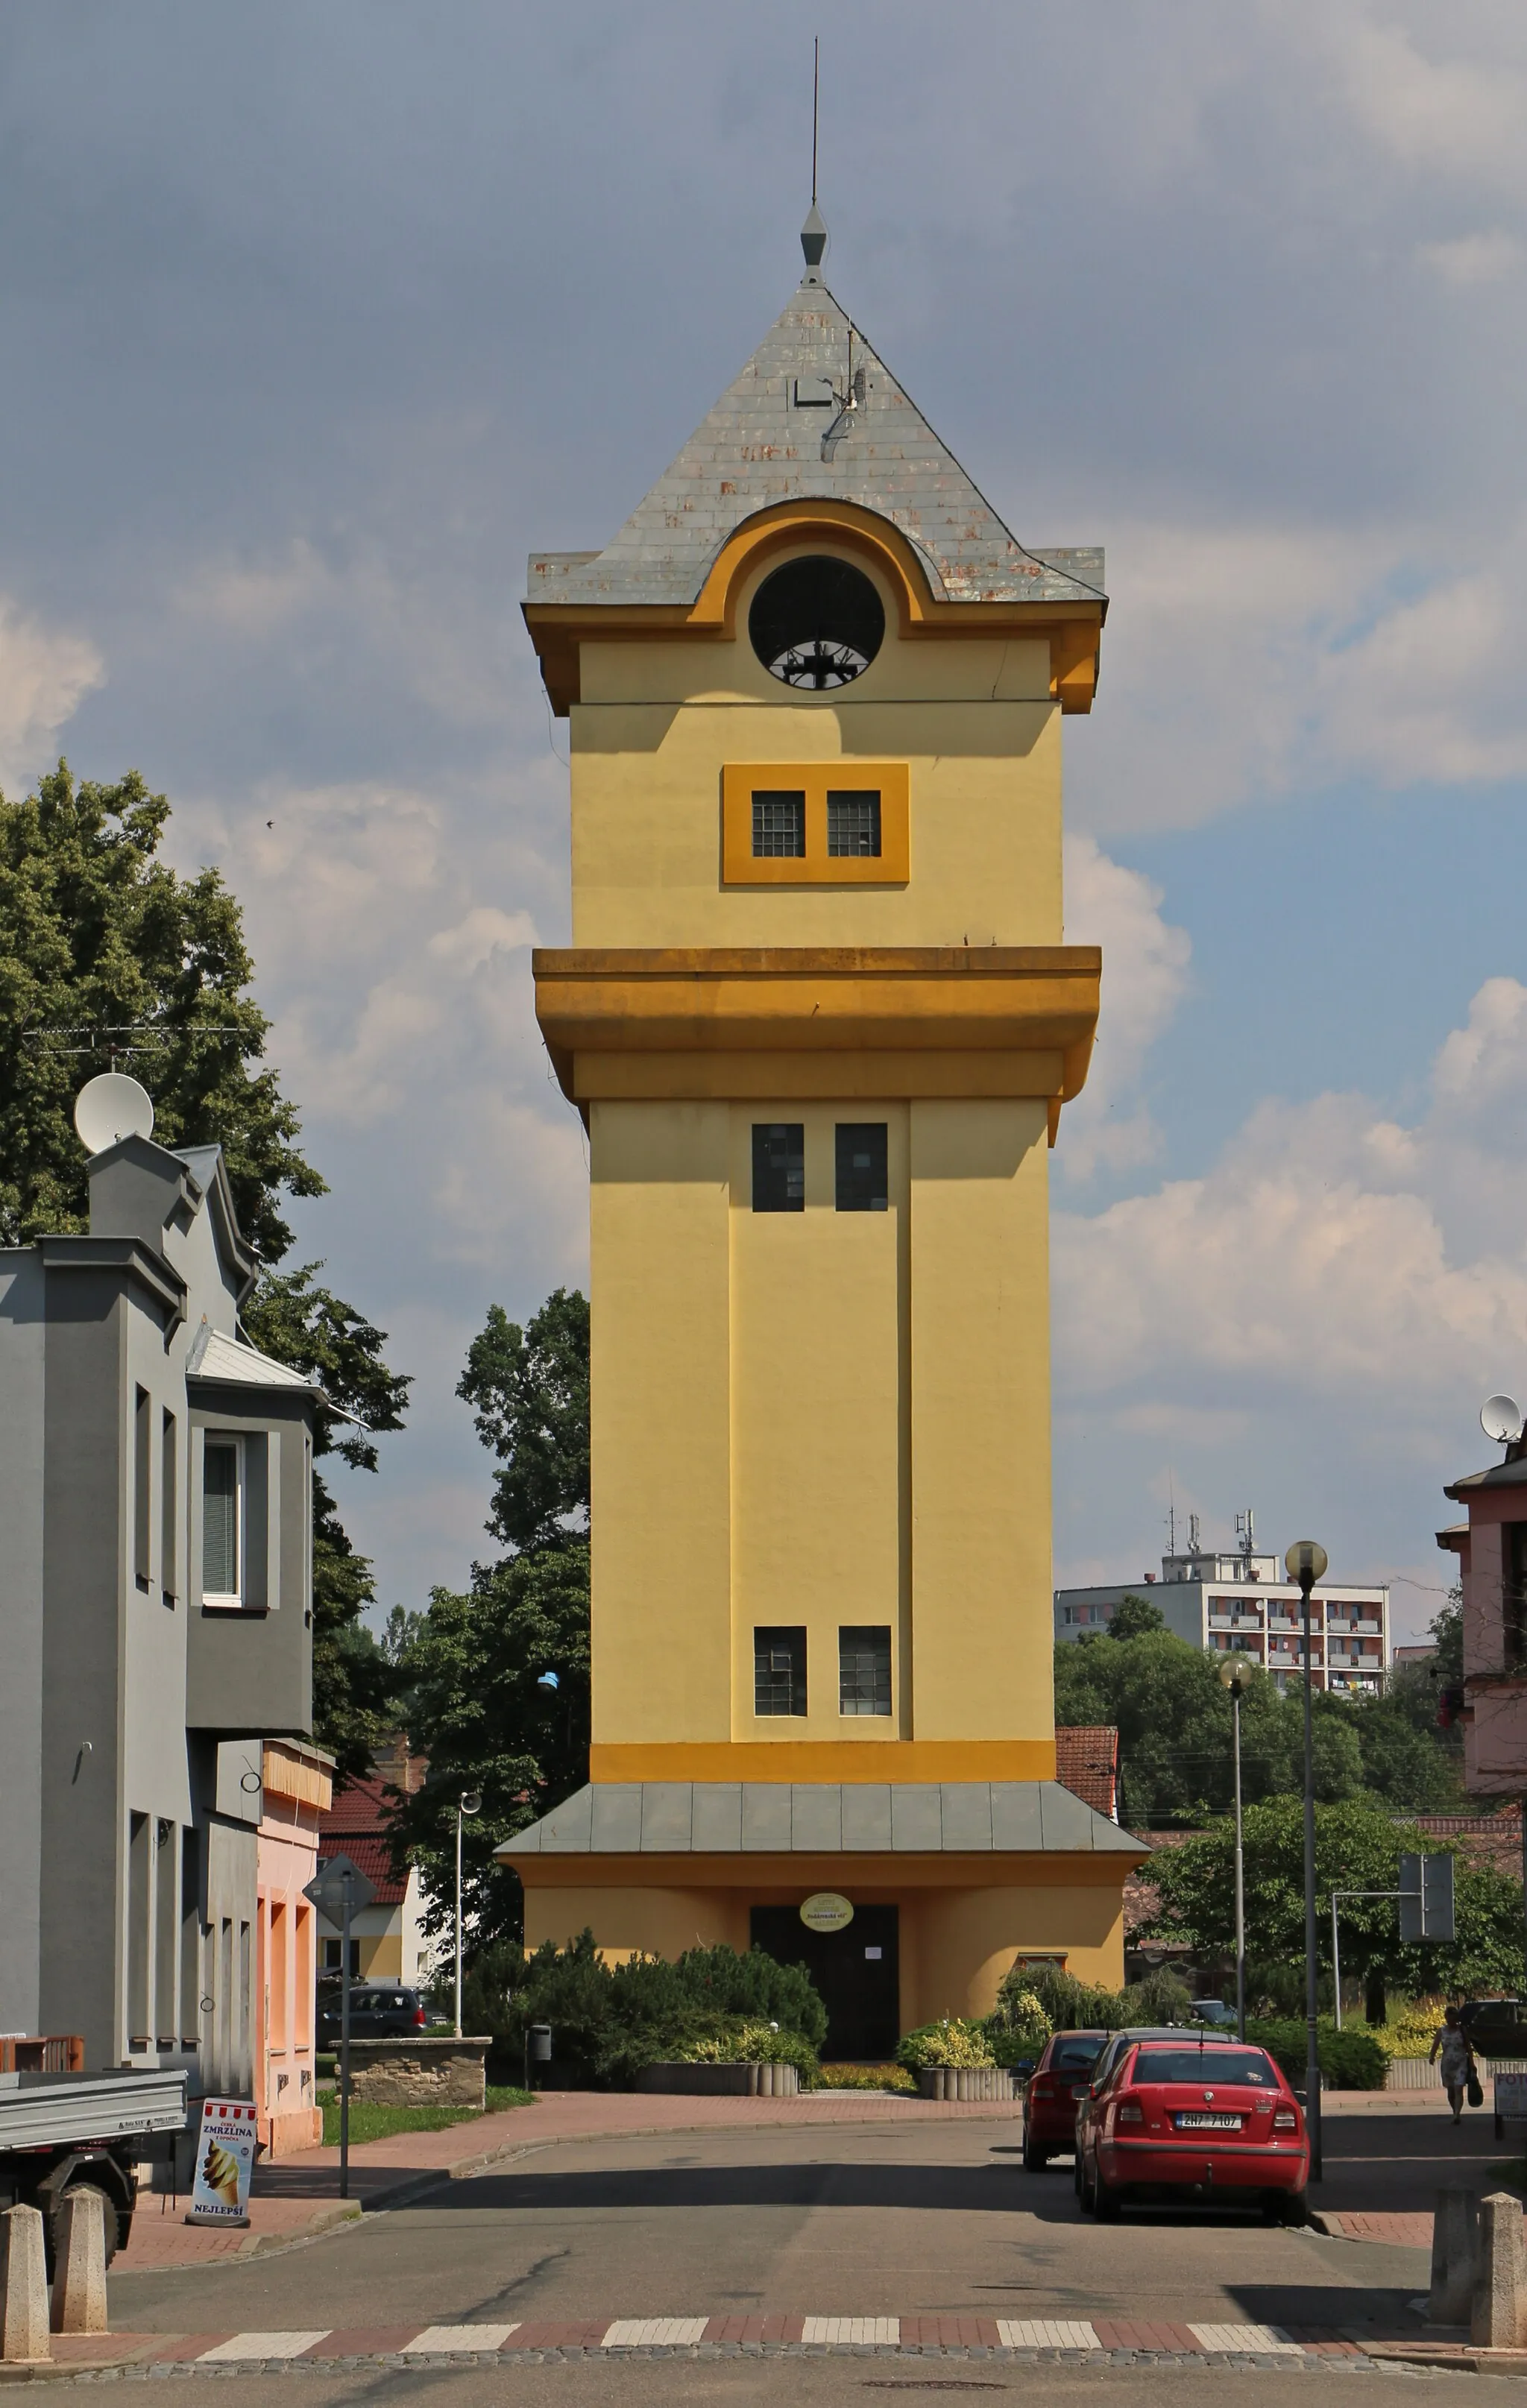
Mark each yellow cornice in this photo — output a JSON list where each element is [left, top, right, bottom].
[[589, 1739, 1056, 1783], [522, 500, 1104, 716], [512, 1852, 1144, 1891], [534, 945, 1100, 1138]]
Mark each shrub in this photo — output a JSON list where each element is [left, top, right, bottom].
[[896, 2018, 996, 2071], [461, 1932, 829, 2088], [1121, 1970, 1194, 2026], [1012, 1964, 1129, 2032], [810, 2063, 917, 2094], [1246, 2017, 1387, 2090], [675, 2021, 818, 2078], [1375, 1998, 1447, 2060]]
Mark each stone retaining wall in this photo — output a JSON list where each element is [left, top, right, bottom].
[[916, 2067, 1015, 2102], [343, 2037, 489, 2108], [635, 2062, 800, 2096]]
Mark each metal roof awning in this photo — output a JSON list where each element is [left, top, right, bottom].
[[497, 1780, 1145, 1861]]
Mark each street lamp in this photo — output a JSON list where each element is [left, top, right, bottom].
[[454, 1790, 482, 2039], [1285, 1538, 1329, 2184], [1219, 1656, 1253, 2040]]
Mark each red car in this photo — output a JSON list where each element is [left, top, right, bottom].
[[1021, 2029, 1108, 2169], [1076, 2035, 1309, 2222]]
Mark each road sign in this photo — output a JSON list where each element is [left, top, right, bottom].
[[1398, 1851, 1455, 1944], [303, 1851, 377, 1918]]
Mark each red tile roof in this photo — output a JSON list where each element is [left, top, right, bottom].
[[1055, 1725, 1119, 1822], [317, 1775, 410, 1906]]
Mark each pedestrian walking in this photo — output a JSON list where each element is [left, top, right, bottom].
[[1429, 2005, 1476, 2124]]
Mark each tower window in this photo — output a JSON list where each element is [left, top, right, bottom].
[[755, 1627, 807, 1717], [827, 790, 881, 857], [835, 1124, 887, 1212], [752, 790, 806, 858], [840, 1626, 892, 1717], [752, 1123, 805, 1212]]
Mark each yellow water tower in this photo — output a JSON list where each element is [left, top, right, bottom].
[[501, 212, 1144, 2053]]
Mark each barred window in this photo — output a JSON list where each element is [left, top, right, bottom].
[[752, 1123, 805, 1212], [827, 789, 881, 857], [752, 790, 806, 857], [840, 1625, 892, 1717], [755, 1626, 807, 1717], [835, 1123, 887, 1212]]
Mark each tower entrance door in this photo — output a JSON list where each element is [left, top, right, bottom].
[[750, 1904, 900, 2061]]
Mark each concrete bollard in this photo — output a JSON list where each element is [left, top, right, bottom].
[[1430, 2187, 1478, 2325], [51, 2187, 110, 2335], [1471, 2191, 1527, 2348], [0, 2202, 51, 2363]]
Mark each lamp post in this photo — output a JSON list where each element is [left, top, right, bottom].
[[1219, 1656, 1253, 2041], [1285, 1538, 1329, 2184], [454, 1790, 482, 2039]]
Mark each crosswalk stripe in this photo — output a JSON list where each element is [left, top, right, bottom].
[[801, 2318, 900, 2345], [198, 2333, 331, 2362], [602, 2319, 710, 2347], [1187, 2323, 1303, 2355], [996, 2321, 1100, 2349], [398, 2325, 519, 2354]]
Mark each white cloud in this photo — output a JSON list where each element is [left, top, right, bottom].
[[0, 598, 104, 792], [1326, 14, 1527, 198], [1056, 974, 1527, 1469], [1060, 833, 1191, 1179], [1420, 228, 1522, 284]]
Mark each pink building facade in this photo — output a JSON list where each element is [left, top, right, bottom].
[[255, 1738, 333, 2155], [1438, 1452, 1527, 1795]]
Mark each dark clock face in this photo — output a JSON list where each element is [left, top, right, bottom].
[[749, 555, 886, 690]]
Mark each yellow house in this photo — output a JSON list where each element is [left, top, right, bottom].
[[499, 213, 1145, 2054]]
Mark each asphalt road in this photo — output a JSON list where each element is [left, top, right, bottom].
[[113, 2116, 1430, 2340]]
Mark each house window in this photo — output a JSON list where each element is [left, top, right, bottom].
[[162, 1409, 178, 1604], [755, 1626, 807, 1717], [839, 1625, 892, 1716], [827, 789, 881, 857], [835, 1123, 888, 1211], [752, 1123, 805, 1212], [323, 1937, 362, 1976], [203, 1437, 243, 1604], [1506, 1525, 1527, 1667], [752, 790, 806, 858], [134, 1387, 151, 1588]]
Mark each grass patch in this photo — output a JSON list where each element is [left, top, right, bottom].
[[321, 2085, 535, 2149]]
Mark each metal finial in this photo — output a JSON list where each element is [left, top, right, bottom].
[[801, 201, 828, 281]]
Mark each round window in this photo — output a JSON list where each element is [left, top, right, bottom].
[[748, 555, 886, 690]]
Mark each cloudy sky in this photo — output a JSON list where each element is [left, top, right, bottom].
[[6, 1, 1526, 1641]]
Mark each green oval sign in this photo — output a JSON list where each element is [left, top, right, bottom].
[[800, 1891, 854, 1934]]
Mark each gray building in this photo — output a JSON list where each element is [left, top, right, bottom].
[[0, 1127, 318, 2090]]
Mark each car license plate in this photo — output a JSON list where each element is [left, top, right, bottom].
[[1176, 2112, 1241, 2129]]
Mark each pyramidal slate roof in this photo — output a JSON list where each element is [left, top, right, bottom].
[[526, 277, 1104, 613]]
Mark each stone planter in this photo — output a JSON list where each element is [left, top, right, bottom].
[[342, 2037, 490, 2108], [635, 2061, 800, 2096], [916, 2066, 1015, 2102]]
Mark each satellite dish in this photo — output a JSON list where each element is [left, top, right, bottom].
[[74, 1072, 155, 1156], [1482, 1394, 1525, 1446]]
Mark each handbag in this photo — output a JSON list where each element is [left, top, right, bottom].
[[1467, 2064, 1485, 2109]]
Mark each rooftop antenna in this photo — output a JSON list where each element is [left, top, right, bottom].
[[800, 38, 828, 283], [1167, 1469, 1177, 1560], [1188, 1510, 1201, 1555]]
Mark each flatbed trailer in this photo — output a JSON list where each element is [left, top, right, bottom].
[[0, 2066, 189, 2269]]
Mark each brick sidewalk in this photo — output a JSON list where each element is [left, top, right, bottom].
[[117, 2090, 1017, 2272]]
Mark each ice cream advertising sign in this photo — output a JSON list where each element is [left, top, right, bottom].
[[186, 2098, 257, 2225]]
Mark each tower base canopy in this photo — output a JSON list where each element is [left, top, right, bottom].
[[498, 1780, 1146, 2043]]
